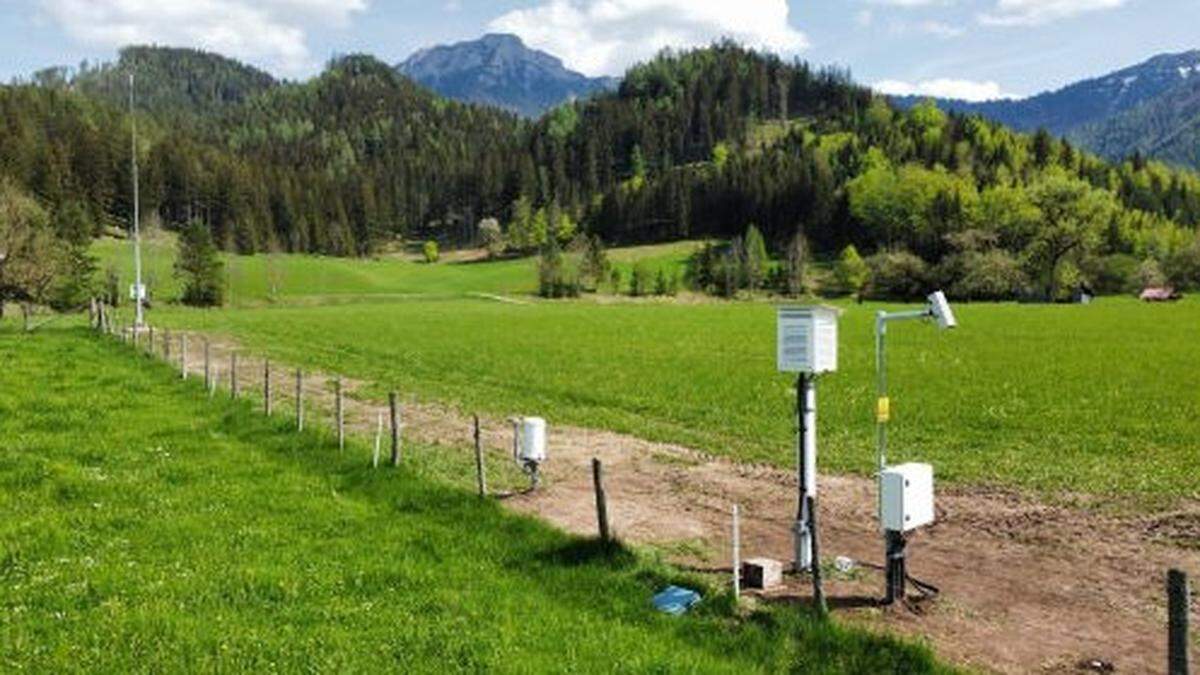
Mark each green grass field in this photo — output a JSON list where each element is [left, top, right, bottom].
[[96, 239, 1200, 503], [92, 236, 695, 306], [0, 327, 947, 673], [141, 296, 1200, 503]]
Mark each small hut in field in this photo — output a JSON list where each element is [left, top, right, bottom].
[[1139, 287, 1182, 302]]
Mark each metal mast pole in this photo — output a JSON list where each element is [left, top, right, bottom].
[[874, 306, 934, 604], [130, 72, 144, 329], [874, 309, 927, 493], [875, 312, 888, 526], [795, 373, 817, 571]]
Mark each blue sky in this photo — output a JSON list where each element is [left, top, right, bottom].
[[3, 1, 1198, 101]]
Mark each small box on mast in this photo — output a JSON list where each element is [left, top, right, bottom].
[[777, 306, 839, 374], [881, 463, 935, 532]]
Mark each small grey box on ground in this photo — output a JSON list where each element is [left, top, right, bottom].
[[742, 558, 784, 590]]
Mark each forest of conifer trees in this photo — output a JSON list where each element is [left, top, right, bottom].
[[3, 42, 1200, 302]]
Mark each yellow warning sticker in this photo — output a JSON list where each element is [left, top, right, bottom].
[[876, 397, 891, 423]]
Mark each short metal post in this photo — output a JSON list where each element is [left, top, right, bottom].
[[295, 369, 304, 432], [373, 413, 383, 468], [389, 392, 400, 466], [335, 376, 344, 452]]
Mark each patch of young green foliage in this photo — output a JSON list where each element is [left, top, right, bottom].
[[0, 327, 949, 673], [148, 294, 1200, 505]]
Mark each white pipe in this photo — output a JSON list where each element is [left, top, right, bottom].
[[795, 375, 817, 571], [802, 378, 817, 499]]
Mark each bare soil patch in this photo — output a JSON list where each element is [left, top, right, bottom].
[[168, 332, 1199, 674]]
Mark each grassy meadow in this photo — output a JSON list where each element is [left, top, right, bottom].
[[97, 238, 1200, 503], [0, 326, 948, 673], [92, 235, 696, 306]]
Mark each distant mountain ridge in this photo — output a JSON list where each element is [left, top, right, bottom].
[[892, 50, 1200, 166], [397, 33, 616, 117], [1073, 75, 1200, 168]]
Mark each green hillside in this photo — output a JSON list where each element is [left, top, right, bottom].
[[5, 43, 1200, 305]]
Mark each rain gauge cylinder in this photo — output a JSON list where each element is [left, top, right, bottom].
[[511, 416, 547, 489]]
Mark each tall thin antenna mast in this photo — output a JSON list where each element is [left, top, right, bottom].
[[130, 71, 144, 328]]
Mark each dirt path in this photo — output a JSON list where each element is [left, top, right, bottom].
[[162, 331, 1199, 674]]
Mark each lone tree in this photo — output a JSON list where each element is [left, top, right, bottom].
[[743, 224, 768, 290], [785, 230, 808, 297], [835, 245, 869, 300], [0, 179, 68, 329], [50, 200, 97, 311], [478, 218, 504, 258], [176, 221, 224, 307], [423, 240, 439, 263], [1026, 172, 1115, 301]]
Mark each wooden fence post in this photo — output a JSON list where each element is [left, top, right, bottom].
[[592, 458, 610, 543], [732, 504, 741, 599], [264, 360, 272, 416], [335, 376, 344, 452], [474, 415, 487, 498], [148, 326, 154, 356], [230, 353, 239, 399], [203, 340, 211, 391], [163, 329, 170, 361], [389, 392, 400, 466], [180, 334, 188, 379], [1169, 569, 1191, 675], [295, 369, 304, 432]]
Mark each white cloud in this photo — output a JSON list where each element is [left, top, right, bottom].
[[874, 78, 1015, 101], [488, 0, 808, 77], [979, 0, 1127, 26], [916, 20, 964, 38], [39, 0, 366, 75]]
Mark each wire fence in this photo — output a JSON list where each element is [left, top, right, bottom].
[[88, 299, 1197, 674]]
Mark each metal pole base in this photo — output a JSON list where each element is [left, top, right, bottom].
[[884, 530, 907, 605], [792, 519, 812, 573]]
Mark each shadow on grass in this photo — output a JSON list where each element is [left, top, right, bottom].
[[761, 593, 883, 612], [535, 537, 637, 569]]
